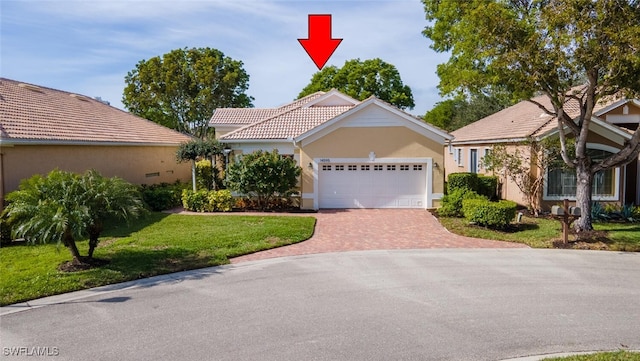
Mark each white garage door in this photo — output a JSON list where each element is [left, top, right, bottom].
[[318, 163, 427, 208]]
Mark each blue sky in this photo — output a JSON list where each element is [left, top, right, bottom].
[[1, 0, 449, 116]]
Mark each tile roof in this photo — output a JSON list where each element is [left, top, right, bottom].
[[451, 93, 617, 143], [209, 91, 326, 125], [0, 78, 193, 145], [221, 105, 354, 140]]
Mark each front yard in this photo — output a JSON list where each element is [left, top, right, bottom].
[[438, 215, 640, 251], [0, 213, 315, 306]]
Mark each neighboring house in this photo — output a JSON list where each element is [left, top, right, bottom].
[[210, 89, 453, 210], [0, 78, 193, 209], [445, 93, 640, 210]]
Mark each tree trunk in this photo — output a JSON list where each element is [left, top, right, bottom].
[[191, 160, 197, 192], [574, 164, 594, 232], [87, 222, 103, 259], [63, 231, 83, 265]]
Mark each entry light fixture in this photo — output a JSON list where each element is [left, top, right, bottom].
[[308, 162, 313, 169], [433, 161, 439, 168]]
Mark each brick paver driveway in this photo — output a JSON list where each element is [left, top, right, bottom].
[[231, 209, 528, 263]]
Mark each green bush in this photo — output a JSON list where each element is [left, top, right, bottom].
[[439, 189, 487, 217], [225, 150, 301, 210], [140, 182, 186, 211], [208, 189, 234, 212], [462, 199, 517, 229], [447, 172, 479, 193], [182, 189, 233, 212], [477, 175, 499, 200], [196, 159, 214, 191]]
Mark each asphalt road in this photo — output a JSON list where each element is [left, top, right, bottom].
[[2, 249, 639, 361]]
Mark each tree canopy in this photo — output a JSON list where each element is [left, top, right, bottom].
[[297, 58, 415, 110], [422, 0, 640, 231], [423, 90, 513, 131], [123, 47, 254, 139], [3, 170, 144, 266]]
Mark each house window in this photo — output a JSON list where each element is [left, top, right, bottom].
[[413, 165, 423, 171], [348, 165, 357, 171], [400, 165, 409, 171], [456, 148, 463, 166], [546, 148, 616, 198], [335, 165, 345, 171], [387, 165, 396, 171], [322, 165, 332, 171], [361, 165, 370, 171], [374, 165, 383, 171]]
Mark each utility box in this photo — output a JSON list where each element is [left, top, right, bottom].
[[551, 205, 565, 216], [569, 206, 581, 216]]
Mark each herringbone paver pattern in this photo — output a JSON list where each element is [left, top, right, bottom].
[[229, 209, 528, 263]]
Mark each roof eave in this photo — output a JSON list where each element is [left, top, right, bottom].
[[0, 138, 189, 147]]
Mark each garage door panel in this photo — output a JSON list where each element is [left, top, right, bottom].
[[319, 163, 428, 209]]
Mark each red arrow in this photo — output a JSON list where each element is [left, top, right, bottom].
[[298, 14, 343, 70]]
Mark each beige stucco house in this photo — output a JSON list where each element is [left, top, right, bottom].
[[445, 93, 640, 210], [0, 78, 193, 209], [210, 90, 453, 210]]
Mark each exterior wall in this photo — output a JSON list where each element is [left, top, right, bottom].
[[444, 143, 527, 206], [447, 132, 628, 211], [1, 144, 191, 206], [299, 126, 445, 209]]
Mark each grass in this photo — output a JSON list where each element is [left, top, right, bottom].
[[543, 351, 640, 360], [438, 215, 640, 251], [0, 213, 316, 306], [438, 215, 561, 248]]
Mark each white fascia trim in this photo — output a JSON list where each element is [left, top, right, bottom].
[[220, 139, 295, 144], [302, 89, 360, 107], [594, 99, 631, 117], [537, 116, 632, 142], [297, 99, 452, 146], [0, 139, 187, 147], [451, 138, 529, 146]]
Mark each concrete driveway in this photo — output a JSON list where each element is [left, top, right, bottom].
[[2, 249, 639, 361], [232, 209, 527, 263]]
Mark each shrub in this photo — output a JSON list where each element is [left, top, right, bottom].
[[225, 150, 301, 210], [140, 182, 186, 211], [196, 159, 214, 191], [462, 199, 517, 229], [182, 189, 233, 212], [447, 172, 479, 193], [477, 175, 499, 200], [439, 189, 487, 217], [208, 189, 233, 212]]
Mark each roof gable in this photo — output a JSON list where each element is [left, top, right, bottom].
[[451, 93, 629, 144], [209, 91, 326, 126], [295, 97, 453, 146], [0, 78, 192, 145]]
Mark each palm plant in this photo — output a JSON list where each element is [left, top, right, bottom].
[[3, 170, 145, 266]]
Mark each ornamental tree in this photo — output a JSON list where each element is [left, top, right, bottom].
[[298, 58, 415, 110], [3, 170, 144, 266], [422, 0, 640, 231], [123, 47, 254, 139]]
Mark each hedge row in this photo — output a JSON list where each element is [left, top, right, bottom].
[[461, 199, 517, 229], [447, 172, 498, 200], [181, 189, 234, 212]]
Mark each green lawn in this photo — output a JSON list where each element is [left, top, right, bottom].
[[438, 215, 640, 251], [543, 351, 640, 360], [0, 213, 315, 306]]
